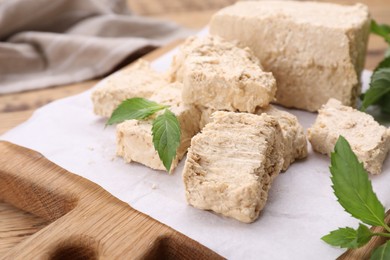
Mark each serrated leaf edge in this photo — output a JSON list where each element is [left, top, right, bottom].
[[330, 136, 386, 227]]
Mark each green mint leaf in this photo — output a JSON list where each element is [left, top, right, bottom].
[[322, 227, 360, 248], [322, 224, 373, 249], [107, 98, 168, 125], [330, 136, 386, 227], [356, 223, 374, 246], [378, 93, 390, 114], [371, 20, 390, 44], [152, 109, 181, 173], [361, 68, 390, 112], [371, 241, 390, 260]]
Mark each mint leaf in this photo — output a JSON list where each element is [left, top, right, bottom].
[[322, 227, 359, 248], [107, 98, 168, 125], [152, 109, 181, 173], [322, 224, 373, 249], [371, 20, 390, 44], [362, 20, 390, 116], [356, 223, 374, 246], [371, 241, 390, 260], [378, 94, 390, 114], [330, 136, 386, 227], [361, 68, 390, 113]]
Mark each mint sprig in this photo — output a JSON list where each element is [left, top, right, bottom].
[[107, 98, 181, 173], [361, 68, 390, 113], [322, 224, 373, 249], [361, 20, 390, 116], [322, 136, 390, 257]]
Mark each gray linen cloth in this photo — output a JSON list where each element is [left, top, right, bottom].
[[0, 0, 191, 94]]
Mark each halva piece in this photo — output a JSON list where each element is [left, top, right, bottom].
[[308, 99, 390, 174], [169, 35, 276, 113], [92, 59, 166, 117], [116, 83, 201, 172], [198, 105, 308, 170], [256, 106, 308, 170], [198, 106, 217, 130], [210, 1, 370, 111], [183, 111, 284, 223]]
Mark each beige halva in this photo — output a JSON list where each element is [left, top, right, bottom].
[[198, 105, 308, 171], [92, 60, 165, 117], [210, 1, 370, 111], [169, 35, 276, 113], [91, 1, 388, 223], [308, 99, 390, 175], [183, 112, 284, 223]]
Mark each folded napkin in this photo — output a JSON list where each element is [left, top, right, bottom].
[[0, 0, 191, 94]]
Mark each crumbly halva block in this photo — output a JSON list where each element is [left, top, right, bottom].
[[308, 99, 390, 174], [210, 1, 370, 111], [183, 111, 284, 223], [116, 83, 201, 171], [169, 35, 276, 113], [198, 105, 308, 171], [198, 106, 216, 130], [256, 106, 308, 171], [92, 59, 166, 117]]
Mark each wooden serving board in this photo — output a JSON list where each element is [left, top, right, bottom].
[[0, 41, 389, 260], [0, 141, 223, 259]]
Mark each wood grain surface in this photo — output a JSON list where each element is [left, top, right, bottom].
[[0, 203, 50, 256], [0, 141, 223, 259], [1, 0, 390, 259]]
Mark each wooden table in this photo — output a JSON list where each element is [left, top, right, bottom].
[[1, 0, 390, 258]]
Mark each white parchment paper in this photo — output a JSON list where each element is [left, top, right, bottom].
[[2, 36, 389, 259]]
